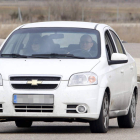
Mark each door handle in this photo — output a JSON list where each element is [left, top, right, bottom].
[[130, 66, 134, 70], [120, 70, 124, 73]]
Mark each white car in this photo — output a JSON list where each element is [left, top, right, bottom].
[[0, 21, 138, 133]]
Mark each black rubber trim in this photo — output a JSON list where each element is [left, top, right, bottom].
[[94, 24, 99, 29], [19, 24, 25, 29], [108, 60, 128, 65]]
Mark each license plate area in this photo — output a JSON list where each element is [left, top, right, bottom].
[[13, 94, 54, 105]]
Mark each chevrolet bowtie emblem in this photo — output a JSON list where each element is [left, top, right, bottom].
[[27, 80, 42, 86]]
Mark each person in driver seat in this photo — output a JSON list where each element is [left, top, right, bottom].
[[79, 35, 94, 54]]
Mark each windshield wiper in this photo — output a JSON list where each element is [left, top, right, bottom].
[[31, 53, 85, 59], [1, 54, 28, 58], [1, 53, 85, 59]]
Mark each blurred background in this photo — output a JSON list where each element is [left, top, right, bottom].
[[0, 0, 140, 43]]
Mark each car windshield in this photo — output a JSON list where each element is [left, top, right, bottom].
[[0, 27, 101, 59]]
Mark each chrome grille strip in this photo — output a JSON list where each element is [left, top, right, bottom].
[[10, 81, 60, 84]]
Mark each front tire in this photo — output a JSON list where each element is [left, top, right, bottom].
[[90, 92, 109, 133], [15, 120, 32, 128], [117, 93, 136, 128]]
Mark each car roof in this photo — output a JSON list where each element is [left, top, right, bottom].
[[20, 21, 107, 30]]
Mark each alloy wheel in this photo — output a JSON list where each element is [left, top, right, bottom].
[[131, 94, 136, 124], [103, 96, 109, 128]]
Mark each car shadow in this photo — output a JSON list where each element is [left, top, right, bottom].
[[0, 125, 120, 133]]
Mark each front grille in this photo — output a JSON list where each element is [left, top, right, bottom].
[[15, 105, 53, 113], [67, 105, 77, 108], [12, 84, 57, 89], [10, 75, 61, 90], [67, 110, 77, 113], [66, 105, 78, 113], [10, 76, 61, 81]]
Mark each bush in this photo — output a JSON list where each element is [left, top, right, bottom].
[[10, 12, 18, 20], [37, 14, 45, 21]]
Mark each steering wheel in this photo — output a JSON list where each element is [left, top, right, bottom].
[[69, 49, 92, 57]]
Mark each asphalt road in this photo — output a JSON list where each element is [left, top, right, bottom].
[[123, 43, 140, 58], [0, 84, 138, 140]]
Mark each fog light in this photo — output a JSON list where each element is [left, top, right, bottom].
[[76, 105, 87, 113]]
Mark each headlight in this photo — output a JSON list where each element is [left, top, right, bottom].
[[0, 75, 3, 86], [68, 72, 98, 86]]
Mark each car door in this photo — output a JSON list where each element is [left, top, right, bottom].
[[109, 30, 132, 109], [104, 28, 125, 111]]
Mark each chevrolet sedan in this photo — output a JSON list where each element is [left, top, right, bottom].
[[0, 21, 138, 133]]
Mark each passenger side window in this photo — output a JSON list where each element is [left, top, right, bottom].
[[105, 30, 116, 60], [110, 30, 125, 54]]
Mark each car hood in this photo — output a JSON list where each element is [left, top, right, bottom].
[[0, 59, 100, 80]]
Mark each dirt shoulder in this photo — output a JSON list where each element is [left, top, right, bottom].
[[0, 39, 4, 46]]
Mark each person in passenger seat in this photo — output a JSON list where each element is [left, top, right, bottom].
[[31, 37, 41, 53], [20, 35, 42, 55]]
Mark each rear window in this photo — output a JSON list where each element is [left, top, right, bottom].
[[0, 28, 101, 59]]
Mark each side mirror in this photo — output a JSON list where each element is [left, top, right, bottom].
[[109, 53, 128, 65]]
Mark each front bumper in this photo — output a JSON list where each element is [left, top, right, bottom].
[[0, 80, 105, 121]]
